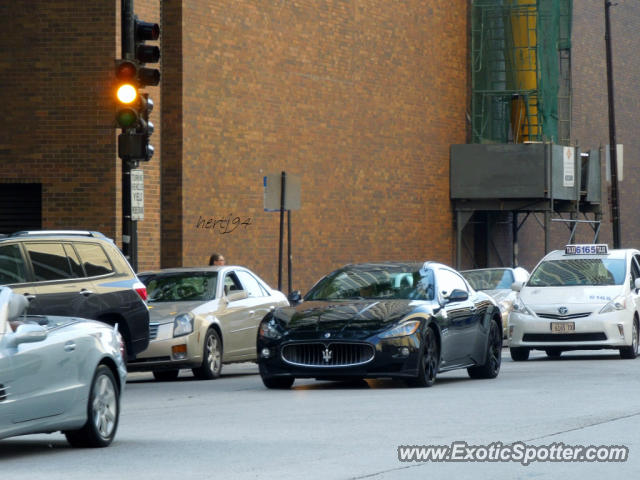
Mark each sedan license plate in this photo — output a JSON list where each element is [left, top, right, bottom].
[[550, 322, 575, 333]]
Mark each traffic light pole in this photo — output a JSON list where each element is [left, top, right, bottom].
[[605, 0, 621, 248], [121, 0, 138, 271]]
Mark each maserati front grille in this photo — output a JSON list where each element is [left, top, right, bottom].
[[281, 342, 375, 367]]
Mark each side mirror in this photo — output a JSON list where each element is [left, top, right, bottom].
[[445, 288, 469, 303], [7, 323, 47, 348], [634, 278, 640, 291], [511, 281, 524, 292], [225, 290, 248, 302], [288, 290, 302, 304]]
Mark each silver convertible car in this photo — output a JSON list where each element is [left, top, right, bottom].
[[128, 266, 289, 380], [0, 286, 126, 447]]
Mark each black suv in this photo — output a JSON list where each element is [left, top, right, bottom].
[[0, 230, 149, 359]]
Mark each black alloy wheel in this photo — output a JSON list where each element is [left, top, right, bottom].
[[468, 319, 502, 379], [193, 329, 223, 379], [407, 327, 439, 388]]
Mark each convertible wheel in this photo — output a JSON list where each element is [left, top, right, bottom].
[[510, 347, 530, 362], [153, 370, 180, 381], [468, 319, 502, 379], [64, 365, 120, 448], [407, 327, 438, 388], [620, 319, 639, 359], [192, 329, 222, 379], [545, 348, 563, 359]]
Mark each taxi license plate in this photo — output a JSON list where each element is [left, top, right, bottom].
[[550, 322, 575, 333]]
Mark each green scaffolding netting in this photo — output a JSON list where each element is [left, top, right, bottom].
[[471, 0, 572, 144]]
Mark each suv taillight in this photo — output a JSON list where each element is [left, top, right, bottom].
[[133, 281, 148, 301]]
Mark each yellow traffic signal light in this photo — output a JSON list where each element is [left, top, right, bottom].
[[117, 83, 137, 104]]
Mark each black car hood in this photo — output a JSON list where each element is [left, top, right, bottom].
[[273, 299, 433, 340]]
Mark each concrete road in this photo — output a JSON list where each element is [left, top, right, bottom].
[[2, 349, 640, 479]]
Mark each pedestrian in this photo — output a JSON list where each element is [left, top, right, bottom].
[[209, 253, 225, 266]]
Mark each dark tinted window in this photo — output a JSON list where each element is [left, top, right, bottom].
[[64, 243, 85, 277], [74, 243, 114, 277], [0, 244, 28, 284], [25, 243, 79, 281]]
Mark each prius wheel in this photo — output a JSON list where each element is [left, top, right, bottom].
[[153, 370, 180, 381], [65, 365, 120, 448], [193, 329, 222, 379], [620, 319, 639, 359], [408, 327, 439, 388], [468, 319, 502, 379], [545, 348, 563, 359], [510, 347, 530, 361]]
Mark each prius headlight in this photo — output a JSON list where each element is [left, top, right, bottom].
[[173, 312, 194, 337], [599, 296, 626, 314], [512, 296, 534, 316], [379, 320, 421, 338]]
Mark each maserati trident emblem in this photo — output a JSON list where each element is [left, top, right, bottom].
[[558, 306, 568, 315], [322, 347, 333, 363]]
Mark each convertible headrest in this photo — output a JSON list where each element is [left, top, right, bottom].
[[8, 293, 29, 321]]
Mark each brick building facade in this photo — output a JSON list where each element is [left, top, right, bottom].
[[0, 0, 467, 292]]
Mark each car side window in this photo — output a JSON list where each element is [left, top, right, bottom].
[[437, 269, 468, 299], [25, 242, 80, 281], [0, 244, 28, 284], [74, 243, 114, 277], [631, 255, 640, 289], [63, 243, 85, 277], [223, 272, 243, 295], [236, 270, 268, 297]]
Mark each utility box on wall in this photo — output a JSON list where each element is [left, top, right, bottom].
[[450, 143, 583, 202]]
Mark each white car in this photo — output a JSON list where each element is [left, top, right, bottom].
[[508, 245, 640, 360]]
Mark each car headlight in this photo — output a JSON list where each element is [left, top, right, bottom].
[[379, 320, 421, 338], [173, 312, 194, 337], [512, 296, 534, 316], [259, 319, 283, 340], [599, 296, 626, 314]]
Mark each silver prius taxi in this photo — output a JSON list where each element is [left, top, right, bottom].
[[508, 244, 640, 361]]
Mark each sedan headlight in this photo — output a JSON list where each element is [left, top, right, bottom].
[[379, 320, 421, 339], [512, 296, 534, 316], [173, 312, 194, 337], [259, 319, 283, 340], [599, 296, 626, 314]]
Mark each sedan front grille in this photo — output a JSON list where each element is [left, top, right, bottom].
[[149, 322, 160, 340], [281, 342, 375, 367]]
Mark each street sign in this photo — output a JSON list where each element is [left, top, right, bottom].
[[263, 173, 301, 211], [131, 169, 144, 221]]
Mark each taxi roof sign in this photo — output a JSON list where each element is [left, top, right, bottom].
[[564, 244, 609, 255]]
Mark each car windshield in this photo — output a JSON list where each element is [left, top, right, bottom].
[[304, 265, 434, 301], [527, 258, 626, 287], [462, 269, 514, 290], [140, 272, 218, 302]]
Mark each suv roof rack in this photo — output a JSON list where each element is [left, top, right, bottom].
[[9, 230, 107, 238]]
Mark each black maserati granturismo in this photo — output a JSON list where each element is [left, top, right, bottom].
[[257, 261, 503, 388]]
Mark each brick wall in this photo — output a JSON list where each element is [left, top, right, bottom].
[[168, 0, 469, 291]]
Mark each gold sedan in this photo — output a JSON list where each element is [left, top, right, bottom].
[[127, 266, 289, 380]]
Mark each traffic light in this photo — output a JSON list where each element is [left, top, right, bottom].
[[115, 60, 139, 130], [115, 16, 160, 163]]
